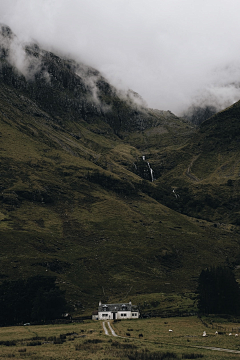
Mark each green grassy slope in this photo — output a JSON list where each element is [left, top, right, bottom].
[[153, 101, 240, 225], [1, 26, 240, 312]]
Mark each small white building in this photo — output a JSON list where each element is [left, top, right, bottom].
[[93, 301, 140, 320]]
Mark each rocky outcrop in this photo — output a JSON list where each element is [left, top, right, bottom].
[[0, 25, 158, 136]]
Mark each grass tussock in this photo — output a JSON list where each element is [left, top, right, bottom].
[[0, 341, 16, 347], [124, 349, 178, 360], [111, 340, 137, 349], [118, 350, 204, 360], [26, 341, 42, 346], [84, 338, 104, 344]]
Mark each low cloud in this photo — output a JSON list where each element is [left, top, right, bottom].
[[1, 0, 240, 115], [0, 24, 42, 81]]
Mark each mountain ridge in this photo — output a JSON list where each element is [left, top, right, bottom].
[[1, 25, 240, 313]]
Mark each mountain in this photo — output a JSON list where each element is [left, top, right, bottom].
[[154, 100, 240, 226], [183, 105, 217, 125], [1, 25, 240, 312]]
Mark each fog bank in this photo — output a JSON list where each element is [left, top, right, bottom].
[[1, 0, 240, 115]]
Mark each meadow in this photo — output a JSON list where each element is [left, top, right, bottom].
[[0, 316, 240, 359]]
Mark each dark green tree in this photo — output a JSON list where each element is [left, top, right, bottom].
[[197, 266, 240, 315]]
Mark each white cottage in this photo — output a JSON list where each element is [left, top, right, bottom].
[[94, 301, 140, 320]]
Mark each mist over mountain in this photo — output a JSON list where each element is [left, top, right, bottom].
[[1, 0, 240, 115], [0, 24, 197, 308], [2, 0, 240, 316], [183, 105, 217, 125], [181, 82, 240, 124], [1, 21, 240, 313]]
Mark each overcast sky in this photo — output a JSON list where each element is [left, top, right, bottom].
[[1, 0, 240, 114]]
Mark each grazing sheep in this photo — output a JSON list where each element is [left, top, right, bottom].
[[139, 333, 143, 338], [235, 334, 239, 337], [126, 333, 130, 336], [169, 329, 173, 333], [215, 331, 218, 335], [229, 333, 232, 336], [202, 331, 207, 337]]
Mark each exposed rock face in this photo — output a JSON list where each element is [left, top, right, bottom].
[[0, 24, 158, 135]]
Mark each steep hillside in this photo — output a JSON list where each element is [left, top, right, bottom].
[[155, 100, 240, 225], [1, 25, 240, 312]]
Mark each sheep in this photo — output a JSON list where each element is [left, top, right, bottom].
[[202, 331, 207, 337], [139, 333, 143, 338]]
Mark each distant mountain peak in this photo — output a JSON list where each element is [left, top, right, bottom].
[[0, 23, 14, 39]]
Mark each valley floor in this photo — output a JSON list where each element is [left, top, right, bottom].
[[1, 316, 240, 359]]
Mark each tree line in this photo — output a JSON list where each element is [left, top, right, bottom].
[[197, 266, 240, 315], [0, 267, 239, 326], [0, 275, 66, 326]]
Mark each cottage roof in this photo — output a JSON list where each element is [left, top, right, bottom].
[[98, 303, 138, 312]]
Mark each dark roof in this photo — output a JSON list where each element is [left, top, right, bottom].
[[98, 303, 138, 312]]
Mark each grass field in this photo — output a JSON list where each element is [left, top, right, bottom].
[[0, 316, 240, 359]]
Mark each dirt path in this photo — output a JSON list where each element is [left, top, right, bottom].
[[194, 345, 240, 354], [102, 321, 118, 337], [107, 321, 118, 337], [102, 321, 109, 336], [185, 155, 200, 182]]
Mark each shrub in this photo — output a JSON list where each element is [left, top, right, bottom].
[[126, 350, 178, 359], [0, 341, 16, 346], [27, 341, 42, 346], [84, 339, 103, 344], [182, 354, 204, 359], [111, 341, 137, 349]]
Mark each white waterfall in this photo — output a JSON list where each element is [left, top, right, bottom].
[[147, 162, 154, 182], [172, 189, 179, 198], [142, 155, 154, 182]]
